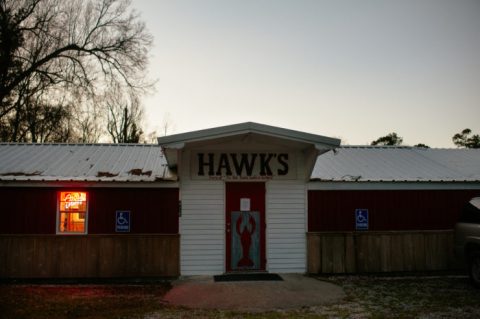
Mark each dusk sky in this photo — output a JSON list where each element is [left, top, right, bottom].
[[133, 0, 480, 147]]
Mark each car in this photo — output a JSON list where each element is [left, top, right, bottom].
[[454, 197, 480, 288]]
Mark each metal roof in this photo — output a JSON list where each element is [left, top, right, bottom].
[[312, 146, 480, 182], [0, 143, 174, 182], [2, 142, 479, 184], [157, 122, 341, 149]]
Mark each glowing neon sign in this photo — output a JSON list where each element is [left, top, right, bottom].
[[60, 192, 87, 210]]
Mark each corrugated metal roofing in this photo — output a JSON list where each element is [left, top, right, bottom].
[[1, 143, 479, 183], [0, 143, 174, 182], [312, 146, 480, 182]]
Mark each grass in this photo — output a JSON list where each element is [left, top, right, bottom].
[[0, 284, 171, 319], [0, 275, 479, 318], [320, 275, 480, 318]]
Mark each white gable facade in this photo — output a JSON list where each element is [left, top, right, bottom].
[[158, 122, 340, 275]]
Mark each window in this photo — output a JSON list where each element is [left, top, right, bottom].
[[57, 191, 88, 234]]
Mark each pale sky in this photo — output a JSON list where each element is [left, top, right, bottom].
[[133, 0, 480, 147]]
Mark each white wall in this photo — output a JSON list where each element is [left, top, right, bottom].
[[180, 179, 308, 275], [180, 179, 225, 275], [178, 138, 308, 275], [266, 180, 306, 273]]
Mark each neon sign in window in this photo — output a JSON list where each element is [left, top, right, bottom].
[[58, 192, 87, 234]]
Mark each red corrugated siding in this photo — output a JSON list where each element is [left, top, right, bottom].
[[0, 188, 57, 234], [308, 189, 480, 231], [88, 188, 179, 234], [0, 187, 179, 234]]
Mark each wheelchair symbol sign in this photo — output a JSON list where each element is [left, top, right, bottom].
[[355, 209, 368, 230], [116, 211, 130, 232]]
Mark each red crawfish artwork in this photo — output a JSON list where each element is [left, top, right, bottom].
[[236, 213, 256, 267]]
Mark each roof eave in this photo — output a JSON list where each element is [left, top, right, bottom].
[[157, 122, 341, 148]]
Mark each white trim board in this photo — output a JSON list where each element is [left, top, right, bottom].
[[308, 181, 480, 190]]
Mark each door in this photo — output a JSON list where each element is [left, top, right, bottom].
[[226, 182, 266, 272]]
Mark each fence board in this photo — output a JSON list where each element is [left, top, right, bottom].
[[307, 231, 457, 274], [380, 234, 391, 272], [332, 236, 345, 273], [307, 234, 321, 273], [345, 235, 356, 273], [390, 234, 404, 272], [0, 234, 179, 278]]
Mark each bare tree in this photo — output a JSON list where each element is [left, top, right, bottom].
[[0, 73, 78, 142], [74, 99, 104, 143], [106, 87, 143, 143], [0, 0, 152, 142], [23, 97, 73, 143], [144, 130, 158, 143], [160, 112, 175, 136]]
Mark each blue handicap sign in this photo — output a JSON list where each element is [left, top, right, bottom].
[[116, 210, 131, 232], [355, 209, 368, 230]]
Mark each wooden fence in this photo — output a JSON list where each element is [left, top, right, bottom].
[[0, 234, 179, 278], [307, 231, 459, 274]]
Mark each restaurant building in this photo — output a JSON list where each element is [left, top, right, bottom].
[[1, 122, 479, 278]]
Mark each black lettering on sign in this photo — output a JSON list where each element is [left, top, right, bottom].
[[196, 152, 289, 177], [230, 153, 257, 176], [197, 153, 215, 176], [277, 153, 289, 175], [259, 153, 274, 176], [216, 153, 232, 176]]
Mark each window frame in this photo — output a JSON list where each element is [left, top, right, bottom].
[[56, 190, 89, 235]]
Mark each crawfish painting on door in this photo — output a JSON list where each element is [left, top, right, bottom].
[[226, 182, 266, 272]]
